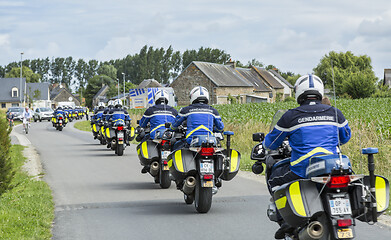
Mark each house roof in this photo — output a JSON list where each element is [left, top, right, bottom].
[[236, 67, 271, 92], [138, 79, 162, 88], [0, 78, 26, 102], [193, 61, 253, 87], [268, 69, 294, 88], [93, 84, 109, 100], [26, 82, 50, 100], [253, 67, 284, 89], [50, 85, 79, 103]]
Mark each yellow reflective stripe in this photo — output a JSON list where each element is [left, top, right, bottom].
[[142, 141, 148, 159], [175, 150, 184, 172], [289, 181, 306, 217], [376, 176, 387, 212], [93, 124, 97, 132], [291, 147, 333, 166], [150, 124, 165, 133], [275, 196, 287, 210], [130, 127, 135, 137], [168, 159, 173, 168], [186, 125, 213, 139], [230, 150, 239, 172], [137, 148, 140, 155], [106, 128, 110, 138]]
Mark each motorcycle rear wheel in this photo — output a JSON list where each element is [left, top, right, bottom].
[[117, 144, 124, 156], [194, 175, 212, 213], [159, 169, 171, 189]]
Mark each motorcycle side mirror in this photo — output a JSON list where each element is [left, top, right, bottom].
[[165, 122, 171, 128], [253, 132, 265, 142], [251, 143, 265, 161], [137, 120, 140, 124]]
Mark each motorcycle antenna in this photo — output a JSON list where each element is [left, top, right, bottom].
[[330, 60, 344, 168]]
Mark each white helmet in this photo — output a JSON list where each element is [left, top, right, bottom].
[[98, 102, 105, 109], [154, 89, 169, 105], [108, 100, 114, 107], [113, 99, 122, 108], [190, 86, 209, 104], [294, 74, 324, 104]]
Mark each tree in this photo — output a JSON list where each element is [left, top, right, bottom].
[[313, 51, 377, 98], [84, 75, 115, 107], [97, 64, 117, 80], [0, 117, 15, 196], [5, 66, 41, 83]]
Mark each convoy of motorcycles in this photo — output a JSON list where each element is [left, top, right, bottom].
[[87, 101, 390, 238], [51, 106, 87, 131]]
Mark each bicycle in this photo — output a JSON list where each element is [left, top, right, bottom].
[[23, 118, 31, 134]]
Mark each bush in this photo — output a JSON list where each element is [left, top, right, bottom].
[[284, 96, 296, 102], [0, 116, 15, 195]]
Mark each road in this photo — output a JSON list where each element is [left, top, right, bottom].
[[14, 121, 391, 240]]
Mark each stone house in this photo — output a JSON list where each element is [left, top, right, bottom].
[[170, 61, 291, 105], [0, 77, 27, 109], [50, 84, 80, 108]]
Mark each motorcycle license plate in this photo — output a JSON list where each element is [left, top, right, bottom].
[[161, 151, 170, 159], [203, 180, 213, 187], [117, 132, 124, 138], [118, 141, 124, 144], [200, 162, 214, 173], [337, 228, 353, 239], [163, 165, 169, 171], [329, 198, 352, 215]]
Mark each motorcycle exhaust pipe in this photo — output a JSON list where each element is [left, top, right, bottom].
[[111, 139, 117, 147], [182, 176, 196, 195], [149, 161, 159, 177], [298, 221, 324, 240]]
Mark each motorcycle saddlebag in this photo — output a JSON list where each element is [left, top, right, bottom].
[[128, 126, 135, 141], [218, 149, 241, 181], [274, 179, 324, 228], [350, 175, 389, 222], [168, 149, 196, 181], [136, 140, 159, 166]]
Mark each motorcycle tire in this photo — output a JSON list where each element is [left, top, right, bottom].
[[59, 126, 63, 131], [117, 144, 124, 156], [184, 193, 194, 205], [159, 169, 171, 189], [194, 175, 212, 213]]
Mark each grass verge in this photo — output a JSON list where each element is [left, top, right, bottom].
[[74, 120, 91, 132], [0, 145, 54, 239]]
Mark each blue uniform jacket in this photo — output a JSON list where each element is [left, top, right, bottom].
[[107, 108, 131, 126], [139, 104, 178, 139], [171, 103, 224, 144], [54, 109, 65, 118], [263, 100, 351, 178]]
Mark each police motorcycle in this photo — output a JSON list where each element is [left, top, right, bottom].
[[251, 110, 390, 240], [52, 111, 67, 131], [105, 119, 127, 156], [136, 122, 176, 189], [166, 124, 241, 213]]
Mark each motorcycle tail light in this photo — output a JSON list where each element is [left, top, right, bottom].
[[117, 126, 124, 130], [161, 140, 170, 146], [118, 138, 123, 141], [59, 117, 63, 120], [203, 174, 213, 180], [327, 175, 350, 188], [200, 147, 215, 156], [337, 219, 352, 227], [163, 160, 168, 165]]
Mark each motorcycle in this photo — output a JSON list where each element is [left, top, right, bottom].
[[167, 126, 241, 213], [136, 123, 176, 189], [52, 113, 66, 131], [251, 110, 390, 240], [106, 119, 134, 156]]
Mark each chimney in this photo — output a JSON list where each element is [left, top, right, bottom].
[[226, 59, 236, 68]]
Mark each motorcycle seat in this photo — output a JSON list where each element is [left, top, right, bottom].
[[271, 158, 290, 172]]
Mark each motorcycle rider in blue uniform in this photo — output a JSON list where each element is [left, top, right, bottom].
[[170, 86, 224, 150], [262, 74, 351, 239], [139, 89, 178, 142], [102, 100, 115, 147], [106, 99, 131, 145], [91, 102, 105, 139]]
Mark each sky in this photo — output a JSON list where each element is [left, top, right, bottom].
[[1, 0, 391, 80]]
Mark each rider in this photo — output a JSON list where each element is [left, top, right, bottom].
[[6, 111, 14, 127], [106, 99, 131, 145], [170, 86, 224, 150], [102, 100, 115, 147], [22, 106, 32, 131], [262, 74, 351, 239], [139, 89, 178, 142]]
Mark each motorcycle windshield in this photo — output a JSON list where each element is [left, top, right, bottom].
[[269, 109, 288, 132]]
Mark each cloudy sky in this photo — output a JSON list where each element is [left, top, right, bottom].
[[1, 0, 390, 79]]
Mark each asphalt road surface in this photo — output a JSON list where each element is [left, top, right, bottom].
[[15, 121, 391, 240]]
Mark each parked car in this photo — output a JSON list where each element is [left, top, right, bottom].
[[6, 107, 24, 121], [33, 107, 54, 122]]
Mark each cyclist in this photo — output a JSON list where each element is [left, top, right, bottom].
[[22, 107, 32, 133]]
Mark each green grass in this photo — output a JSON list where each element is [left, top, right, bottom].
[[0, 145, 54, 239], [74, 120, 92, 132]]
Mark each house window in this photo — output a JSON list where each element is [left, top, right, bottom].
[[1, 103, 5, 108], [11, 87, 18, 98], [12, 103, 19, 107]]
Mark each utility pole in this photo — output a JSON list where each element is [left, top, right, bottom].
[[20, 52, 24, 106], [122, 72, 126, 107]]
